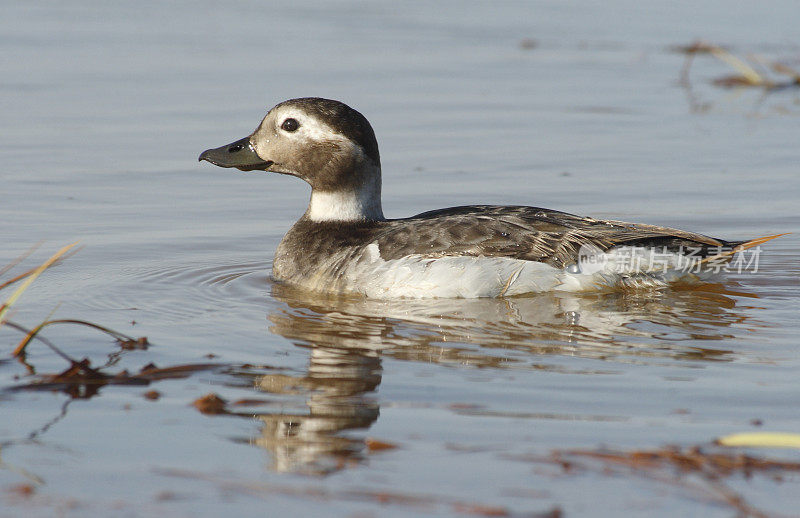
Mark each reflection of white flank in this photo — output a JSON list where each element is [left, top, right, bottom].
[[270, 280, 744, 368]]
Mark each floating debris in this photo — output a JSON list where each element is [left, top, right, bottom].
[[716, 432, 800, 449], [517, 445, 800, 517], [5, 483, 35, 499], [365, 438, 399, 453], [671, 41, 727, 55], [193, 393, 228, 415], [9, 360, 222, 399], [143, 390, 161, 401], [677, 39, 800, 90], [119, 336, 149, 350]]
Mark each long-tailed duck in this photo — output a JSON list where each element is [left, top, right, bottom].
[[199, 97, 778, 298]]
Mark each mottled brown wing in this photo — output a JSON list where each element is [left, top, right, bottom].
[[373, 205, 732, 267]]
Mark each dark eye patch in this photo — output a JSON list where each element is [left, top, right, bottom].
[[281, 118, 299, 132]]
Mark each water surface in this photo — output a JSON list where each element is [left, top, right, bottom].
[[2, 1, 799, 516]]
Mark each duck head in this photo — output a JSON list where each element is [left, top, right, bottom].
[[199, 97, 384, 222]]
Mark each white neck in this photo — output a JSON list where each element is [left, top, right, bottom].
[[305, 173, 384, 222]]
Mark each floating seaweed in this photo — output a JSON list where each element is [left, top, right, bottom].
[[675, 40, 800, 90], [0, 245, 216, 399], [516, 445, 800, 517], [674, 40, 800, 115], [9, 359, 223, 399]]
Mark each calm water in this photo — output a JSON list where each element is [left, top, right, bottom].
[[2, 1, 799, 516]]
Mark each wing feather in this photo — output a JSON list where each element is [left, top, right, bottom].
[[372, 205, 731, 267]]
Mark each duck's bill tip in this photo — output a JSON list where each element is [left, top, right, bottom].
[[198, 137, 273, 171]]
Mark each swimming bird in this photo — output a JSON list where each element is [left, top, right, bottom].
[[199, 97, 776, 298]]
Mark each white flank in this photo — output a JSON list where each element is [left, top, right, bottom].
[[556, 246, 719, 292], [330, 244, 559, 298], [290, 244, 723, 299]]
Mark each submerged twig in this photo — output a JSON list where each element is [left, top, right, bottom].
[[2, 321, 64, 360], [12, 319, 143, 358], [10, 307, 78, 364]]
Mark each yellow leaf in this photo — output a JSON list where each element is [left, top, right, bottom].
[[716, 432, 800, 449]]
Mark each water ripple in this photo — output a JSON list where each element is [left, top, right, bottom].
[[69, 259, 271, 320]]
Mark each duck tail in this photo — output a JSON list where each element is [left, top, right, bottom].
[[700, 233, 789, 265]]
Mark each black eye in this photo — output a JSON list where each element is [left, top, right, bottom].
[[281, 118, 299, 132]]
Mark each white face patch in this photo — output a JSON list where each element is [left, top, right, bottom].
[[249, 106, 349, 165], [273, 107, 346, 143]]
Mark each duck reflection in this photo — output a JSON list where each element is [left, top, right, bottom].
[[248, 283, 753, 474], [251, 345, 381, 475]]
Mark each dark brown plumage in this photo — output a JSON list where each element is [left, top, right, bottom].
[[374, 205, 738, 267]]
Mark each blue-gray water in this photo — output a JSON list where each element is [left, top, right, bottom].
[[2, 1, 799, 516]]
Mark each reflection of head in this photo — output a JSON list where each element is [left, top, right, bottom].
[[253, 346, 381, 475]]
